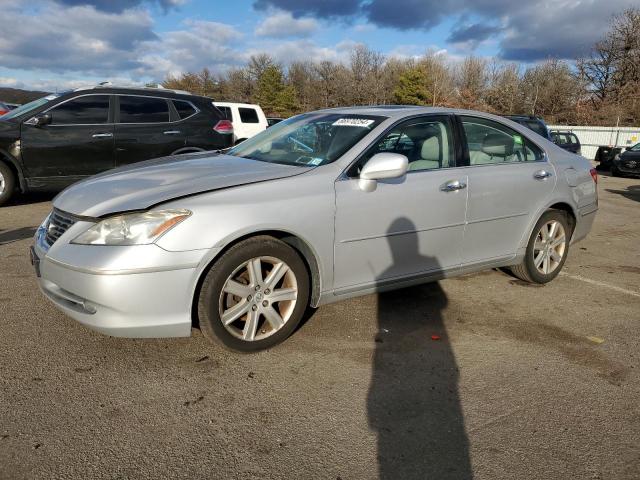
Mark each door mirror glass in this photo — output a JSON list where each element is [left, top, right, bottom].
[[359, 152, 408, 192]]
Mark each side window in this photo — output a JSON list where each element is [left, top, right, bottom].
[[239, 107, 259, 123], [216, 106, 232, 120], [49, 95, 109, 125], [569, 134, 579, 145], [119, 96, 169, 123], [173, 100, 196, 120], [351, 116, 453, 175], [461, 116, 543, 165]]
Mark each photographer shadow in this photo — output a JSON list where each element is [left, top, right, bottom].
[[367, 217, 472, 479]]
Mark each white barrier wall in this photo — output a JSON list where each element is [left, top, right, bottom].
[[549, 125, 640, 159]]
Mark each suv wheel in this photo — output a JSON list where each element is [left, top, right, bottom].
[[197, 236, 310, 351], [510, 210, 571, 284], [610, 163, 621, 177], [0, 162, 16, 207]]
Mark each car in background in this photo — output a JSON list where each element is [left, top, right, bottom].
[[213, 102, 268, 144], [0, 102, 11, 116], [31, 106, 597, 351], [550, 130, 581, 155], [0, 85, 234, 206], [267, 117, 284, 127], [611, 142, 640, 177], [594, 145, 623, 169], [504, 115, 552, 141]]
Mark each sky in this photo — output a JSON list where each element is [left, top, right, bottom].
[[0, 0, 636, 92]]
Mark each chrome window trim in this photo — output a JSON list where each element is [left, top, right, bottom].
[[27, 93, 200, 127]]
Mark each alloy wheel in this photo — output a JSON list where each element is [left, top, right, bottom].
[[533, 220, 566, 275], [0, 171, 5, 194], [218, 256, 298, 341]]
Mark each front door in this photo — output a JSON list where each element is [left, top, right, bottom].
[[458, 115, 555, 264], [21, 94, 114, 185], [114, 95, 184, 166], [333, 115, 467, 292]]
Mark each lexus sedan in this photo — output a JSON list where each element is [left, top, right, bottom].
[[31, 107, 598, 351]]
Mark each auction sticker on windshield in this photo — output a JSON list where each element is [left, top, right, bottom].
[[333, 118, 376, 128]]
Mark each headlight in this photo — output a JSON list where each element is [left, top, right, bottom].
[[72, 209, 191, 246], [613, 154, 620, 161]]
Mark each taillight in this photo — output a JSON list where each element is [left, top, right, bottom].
[[590, 168, 598, 184], [213, 119, 233, 134]]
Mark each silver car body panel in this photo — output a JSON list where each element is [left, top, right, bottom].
[[34, 106, 598, 338]]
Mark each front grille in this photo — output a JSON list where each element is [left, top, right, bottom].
[[45, 209, 77, 246]]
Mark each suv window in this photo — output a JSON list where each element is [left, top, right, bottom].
[[216, 106, 232, 120], [173, 100, 196, 120], [522, 120, 548, 138], [461, 116, 543, 164], [569, 134, 579, 145], [49, 95, 109, 125], [119, 96, 169, 123], [352, 116, 453, 175], [239, 107, 259, 123]]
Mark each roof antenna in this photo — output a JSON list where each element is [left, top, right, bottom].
[[98, 81, 112, 87]]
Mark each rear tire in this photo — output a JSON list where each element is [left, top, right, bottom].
[[197, 236, 310, 352], [510, 210, 571, 284], [0, 162, 16, 207], [610, 163, 621, 177]]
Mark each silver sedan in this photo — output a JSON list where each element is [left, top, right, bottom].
[[32, 107, 598, 351]]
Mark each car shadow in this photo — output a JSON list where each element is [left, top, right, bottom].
[[368, 218, 472, 479], [0, 226, 38, 245], [605, 185, 640, 203]]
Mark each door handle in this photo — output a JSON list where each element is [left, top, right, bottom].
[[441, 180, 467, 192], [92, 133, 113, 138], [534, 170, 553, 180], [163, 130, 181, 135]]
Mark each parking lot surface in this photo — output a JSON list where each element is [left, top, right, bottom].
[[1, 172, 639, 479]]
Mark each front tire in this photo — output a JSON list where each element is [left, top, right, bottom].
[[0, 162, 16, 207], [510, 210, 571, 284], [197, 236, 310, 351], [610, 163, 622, 177]]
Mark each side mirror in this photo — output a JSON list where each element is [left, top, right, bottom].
[[28, 113, 52, 127], [358, 152, 408, 192]]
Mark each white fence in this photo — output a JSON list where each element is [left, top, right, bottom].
[[548, 125, 640, 159]]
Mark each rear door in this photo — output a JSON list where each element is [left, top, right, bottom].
[[114, 95, 184, 166], [458, 115, 555, 265], [20, 94, 114, 182]]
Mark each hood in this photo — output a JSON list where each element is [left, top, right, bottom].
[[53, 153, 312, 217]]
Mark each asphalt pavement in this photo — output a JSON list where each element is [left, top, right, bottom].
[[0, 172, 638, 479]]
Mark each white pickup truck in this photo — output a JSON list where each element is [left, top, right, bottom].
[[213, 102, 268, 145]]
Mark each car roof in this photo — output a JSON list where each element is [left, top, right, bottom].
[[70, 85, 210, 102], [313, 105, 533, 123]]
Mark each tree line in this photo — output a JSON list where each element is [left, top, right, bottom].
[[163, 8, 640, 126]]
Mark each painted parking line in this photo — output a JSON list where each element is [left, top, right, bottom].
[[560, 272, 640, 298]]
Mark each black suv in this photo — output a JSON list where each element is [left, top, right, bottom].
[[0, 85, 234, 205], [503, 115, 552, 141]]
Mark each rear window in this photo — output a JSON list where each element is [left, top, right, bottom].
[[119, 96, 169, 123], [239, 107, 259, 123], [523, 120, 548, 138], [569, 134, 579, 144], [173, 100, 197, 120]]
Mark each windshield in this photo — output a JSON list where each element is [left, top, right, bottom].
[[629, 143, 640, 152], [227, 113, 385, 166], [1, 94, 61, 120]]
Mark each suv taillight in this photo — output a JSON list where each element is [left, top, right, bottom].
[[214, 120, 233, 134], [590, 168, 598, 184]]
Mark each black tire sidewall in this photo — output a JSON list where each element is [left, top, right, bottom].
[[198, 237, 310, 352], [0, 162, 16, 206], [524, 211, 571, 284]]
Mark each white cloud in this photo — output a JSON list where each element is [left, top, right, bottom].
[[254, 11, 319, 38]]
